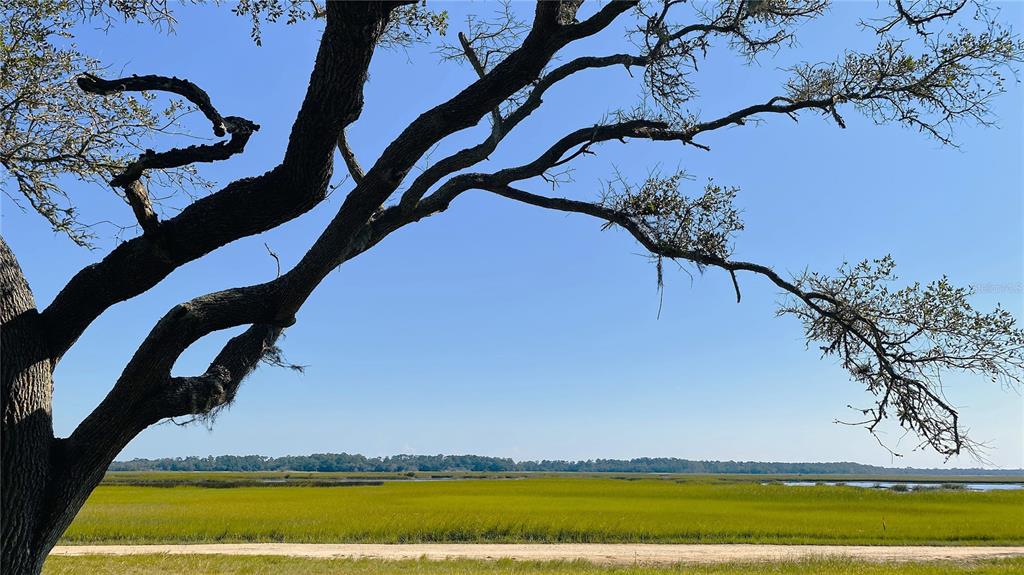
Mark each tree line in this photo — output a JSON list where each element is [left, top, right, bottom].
[[108, 453, 1021, 476]]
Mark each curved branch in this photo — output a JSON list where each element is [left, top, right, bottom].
[[109, 117, 259, 189], [162, 324, 284, 419], [77, 73, 231, 137], [686, 96, 835, 140], [398, 52, 648, 211]]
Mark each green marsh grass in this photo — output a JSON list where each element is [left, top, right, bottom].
[[61, 478, 1024, 545]]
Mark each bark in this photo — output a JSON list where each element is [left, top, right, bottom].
[[1, 237, 55, 574]]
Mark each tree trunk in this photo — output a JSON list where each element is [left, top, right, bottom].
[[1, 236, 57, 574]]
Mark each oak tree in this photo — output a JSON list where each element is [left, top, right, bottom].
[[2, 1, 1023, 572]]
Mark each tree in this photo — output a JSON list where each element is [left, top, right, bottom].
[[2, 0, 1023, 572]]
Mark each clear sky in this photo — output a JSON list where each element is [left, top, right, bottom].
[[3, 1, 1022, 469]]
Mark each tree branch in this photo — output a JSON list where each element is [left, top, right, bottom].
[[398, 52, 648, 212], [162, 324, 284, 419], [108, 115, 259, 234], [120, 180, 159, 236], [872, 0, 971, 36], [336, 129, 365, 184], [458, 31, 503, 139], [109, 117, 259, 189], [40, 2, 397, 363], [76, 73, 231, 137]]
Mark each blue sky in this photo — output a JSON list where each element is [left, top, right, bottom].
[[3, 1, 1022, 468]]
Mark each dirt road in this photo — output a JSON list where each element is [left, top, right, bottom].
[[48, 544, 1024, 565]]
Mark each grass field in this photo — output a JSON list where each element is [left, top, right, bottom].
[[62, 477, 1024, 545], [41, 556, 1024, 575]]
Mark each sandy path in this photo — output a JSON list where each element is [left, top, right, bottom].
[[48, 544, 1024, 565]]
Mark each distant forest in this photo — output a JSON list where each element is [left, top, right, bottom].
[[109, 454, 1022, 475]]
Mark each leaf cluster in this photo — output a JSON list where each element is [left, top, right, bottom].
[[601, 171, 743, 260], [1, 0, 207, 246], [780, 256, 1024, 457]]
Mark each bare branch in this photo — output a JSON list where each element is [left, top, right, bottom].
[[264, 243, 281, 277], [730, 269, 741, 303], [76, 73, 231, 137], [110, 117, 259, 189], [458, 31, 503, 139], [438, 1, 528, 75], [336, 129, 365, 184], [869, 0, 973, 36], [121, 180, 159, 236]]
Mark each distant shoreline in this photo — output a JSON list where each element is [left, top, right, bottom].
[[108, 453, 1024, 476]]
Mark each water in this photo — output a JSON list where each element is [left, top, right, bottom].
[[773, 481, 1022, 491], [964, 483, 1024, 491]]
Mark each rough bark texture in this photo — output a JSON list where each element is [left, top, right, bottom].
[[1, 237, 55, 574]]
